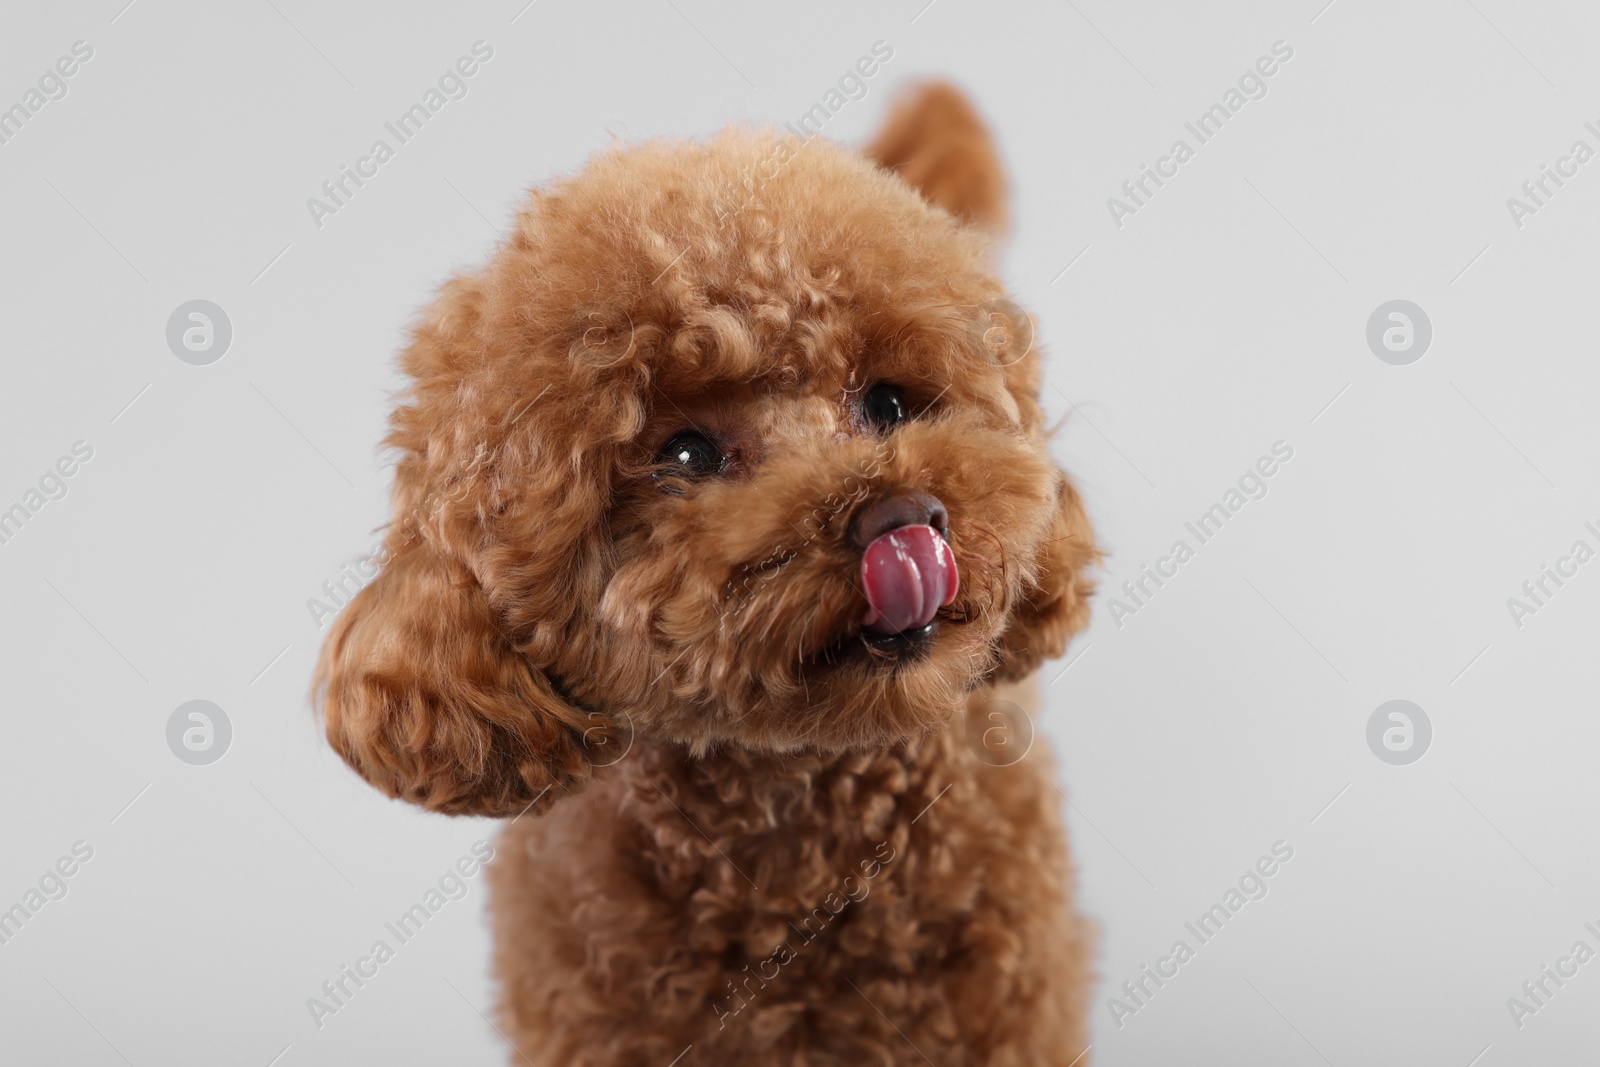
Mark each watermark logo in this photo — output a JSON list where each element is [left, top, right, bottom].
[[569, 302, 637, 369], [581, 709, 634, 768], [1366, 699, 1430, 765], [964, 698, 1033, 767], [1366, 300, 1431, 365], [167, 699, 231, 765], [166, 300, 232, 365], [967, 298, 1034, 368]]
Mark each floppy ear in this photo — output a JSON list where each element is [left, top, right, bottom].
[[993, 468, 1098, 683], [315, 534, 605, 818], [314, 272, 612, 819], [864, 80, 1008, 232]]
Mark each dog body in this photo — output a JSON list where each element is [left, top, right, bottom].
[[318, 84, 1097, 1065], [490, 683, 1092, 1064]]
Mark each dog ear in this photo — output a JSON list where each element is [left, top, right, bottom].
[[315, 535, 607, 817], [992, 469, 1098, 682], [313, 275, 613, 819], [864, 80, 1008, 232]]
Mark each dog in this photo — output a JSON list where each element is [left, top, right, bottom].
[[316, 82, 1099, 1065]]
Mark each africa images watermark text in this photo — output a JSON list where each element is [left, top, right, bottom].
[[306, 41, 494, 230], [1106, 40, 1295, 229]]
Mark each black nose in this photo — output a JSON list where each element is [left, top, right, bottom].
[[849, 491, 949, 551]]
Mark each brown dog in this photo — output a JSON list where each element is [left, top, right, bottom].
[[316, 82, 1098, 1065]]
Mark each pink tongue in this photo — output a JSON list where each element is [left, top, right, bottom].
[[860, 525, 959, 636]]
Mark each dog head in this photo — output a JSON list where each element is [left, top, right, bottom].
[[316, 84, 1096, 817]]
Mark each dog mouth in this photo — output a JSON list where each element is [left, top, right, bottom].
[[810, 524, 960, 671], [812, 618, 943, 670], [859, 524, 959, 636], [859, 617, 942, 659]]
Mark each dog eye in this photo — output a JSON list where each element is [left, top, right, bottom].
[[654, 432, 723, 478], [863, 383, 907, 430]]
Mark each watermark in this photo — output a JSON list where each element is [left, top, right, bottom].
[[1505, 520, 1600, 629], [1107, 41, 1295, 229], [0, 40, 94, 148], [0, 841, 94, 947], [1366, 700, 1430, 765], [307, 544, 386, 629], [1107, 840, 1295, 1029], [307, 384, 550, 628], [1365, 300, 1431, 365], [166, 299, 232, 365], [307, 840, 493, 1029], [715, 137, 803, 231], [569, 302, 638, 369], [306, 41, 494, 230], [1105, 441, 1294, 628], [712, 839, 897, 1029], [1506, 123, 1600, 229], [780, 41, 894, 142], [167, 700, 232, 765], [581, 708, 634, 768], [0, 440, 94, 548], [964, 697, 1033, 767], [715, 40, 894, 232], [1505, 920, 1600, 1029], [720, 440, 896, 622], [966, 298, 1034, 368]]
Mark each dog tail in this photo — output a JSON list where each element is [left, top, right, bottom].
[[864, 81, 1007, 233]]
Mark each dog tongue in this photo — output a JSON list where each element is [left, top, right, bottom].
[[860, 525, 959, 636]]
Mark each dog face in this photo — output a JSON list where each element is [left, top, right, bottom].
[[317, 106, 1096, 817]]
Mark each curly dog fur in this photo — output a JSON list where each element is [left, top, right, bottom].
[[316, 82, 1099, 1065]]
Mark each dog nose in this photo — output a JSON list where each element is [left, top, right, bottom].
[[849, 491, 949, 551]]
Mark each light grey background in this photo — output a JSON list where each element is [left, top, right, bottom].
[[2, 1, 1596, 1064]]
